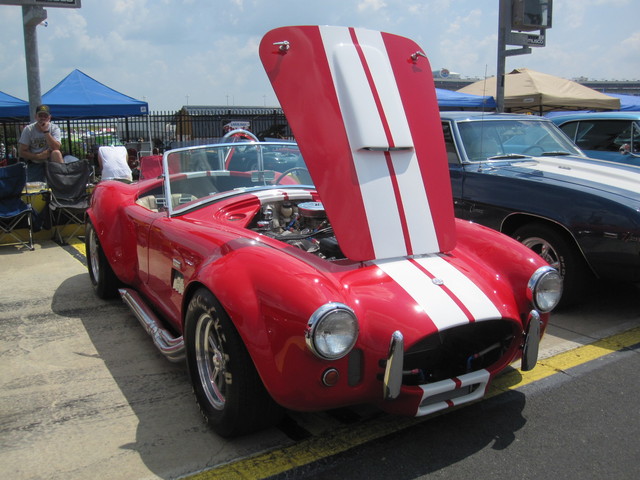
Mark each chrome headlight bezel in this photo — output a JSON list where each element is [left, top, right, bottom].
[[305, 303, 359, 360], [527, 266, 563, 313]]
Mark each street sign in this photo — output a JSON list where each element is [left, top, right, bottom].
[[0, 0, 81, 8], [506, 31, 546, 47]]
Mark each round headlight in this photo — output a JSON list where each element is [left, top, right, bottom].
[[305, 303, 359, 360], [527, 266, 563, 313]]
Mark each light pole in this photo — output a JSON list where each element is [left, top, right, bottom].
[[22, 5, 47, 120], [496, 0, 552, 113]]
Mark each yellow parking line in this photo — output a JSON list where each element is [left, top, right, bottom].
[[67, 237, 85, 256], [184, 326, 640, 480], [489, 327, 640, 394]]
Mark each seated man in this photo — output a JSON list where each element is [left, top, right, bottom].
[[18, 105, 64, 182], [98, 145, 133, 182]]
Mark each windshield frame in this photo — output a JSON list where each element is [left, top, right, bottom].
[[161, 140, 310, 216]]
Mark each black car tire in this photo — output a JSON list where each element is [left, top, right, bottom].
[[86, 220, 120, 299], [184, 288, 283, 437], [513, 223, 590, 307]]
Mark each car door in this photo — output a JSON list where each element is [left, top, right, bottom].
[[145, 214, 205, 330], [442, 120, 518, 232]]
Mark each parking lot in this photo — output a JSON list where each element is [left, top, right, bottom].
[[1, 241, 639, 480]]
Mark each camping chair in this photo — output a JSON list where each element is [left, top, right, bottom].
[[0, 162, 34, 250], [45, 160, 91, 245]]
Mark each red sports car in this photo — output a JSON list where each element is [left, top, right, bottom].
[[85, 25, 561, 437]]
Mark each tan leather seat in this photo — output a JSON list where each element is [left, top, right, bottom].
[[135, 195, 158, 211], [136, 193, 197, 212]]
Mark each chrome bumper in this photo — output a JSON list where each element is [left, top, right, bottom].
[[383, 330, 404, 400], [521, 309, 541, 371]]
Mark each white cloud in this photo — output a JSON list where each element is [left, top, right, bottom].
[[358, 0, 387, 12]]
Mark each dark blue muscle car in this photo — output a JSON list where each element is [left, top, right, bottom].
[[441, 112, 640, 306]]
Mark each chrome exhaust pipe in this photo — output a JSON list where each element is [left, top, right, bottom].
[[119, 288, 185, 362]]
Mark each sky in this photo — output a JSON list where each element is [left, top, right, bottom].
[[0, 0, 638, 112]]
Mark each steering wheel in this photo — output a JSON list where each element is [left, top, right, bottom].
[[522, 145, 545, 155], [274, 167, 311, 185]]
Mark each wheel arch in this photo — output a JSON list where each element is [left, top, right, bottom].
[[181, 249, 346, 403], [500, 212, 595, 276]]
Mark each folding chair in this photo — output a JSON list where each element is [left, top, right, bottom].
[[0, 162, 34, 250], [45, 160, 91, 245]]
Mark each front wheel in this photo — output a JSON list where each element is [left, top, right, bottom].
[[184, 288, 283, 437], [86, 220, 119, 299], [513, 223, 591, 307]]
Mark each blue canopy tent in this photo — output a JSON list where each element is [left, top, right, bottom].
[[40, 69, 151, 156], [0, 91, 29, 119], [42, 69, 148, 119], [436, 88, 496, 110], [608, 93, 640, 111]]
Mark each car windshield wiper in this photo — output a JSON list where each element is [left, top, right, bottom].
[[486, 153, 528, 160], [541, 151, 572, 156]]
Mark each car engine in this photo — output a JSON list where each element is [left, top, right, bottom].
[[250, 200, 344, 260]]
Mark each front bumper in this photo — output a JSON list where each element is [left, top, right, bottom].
[[381, 313, 540, 417]]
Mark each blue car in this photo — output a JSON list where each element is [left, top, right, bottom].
[[550, 111, 640, 167], [441, 112, 640, 306]]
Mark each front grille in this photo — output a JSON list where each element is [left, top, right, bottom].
[[401, 320, 515, 385]]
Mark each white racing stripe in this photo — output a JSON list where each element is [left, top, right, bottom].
[[319, 25, 440, 258], [525, 157, 640, 194], [374, 256, 501, 331], [413, 255, 502, 321], [252, 189, 314, 204]]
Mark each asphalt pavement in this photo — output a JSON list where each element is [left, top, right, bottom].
[[0, 241, 638, 480], [267, 347, 640, 480]]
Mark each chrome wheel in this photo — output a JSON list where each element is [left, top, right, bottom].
[[513, 222, 591, 308], [88, 225, 101, 283], [85, 220, 119, 299], [194, 312, 227, 410], [521, 236, 561, 271], [185, 288, 284, 437]]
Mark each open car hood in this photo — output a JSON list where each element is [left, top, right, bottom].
[[260, 26, 456, 262]]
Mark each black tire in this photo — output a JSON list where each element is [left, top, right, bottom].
[[513, 223, 591, 307], [86, 220, 120, 299], [184, 288, 283, 437]]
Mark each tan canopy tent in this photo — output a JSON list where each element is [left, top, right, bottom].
[[457, 68, 620, 114]]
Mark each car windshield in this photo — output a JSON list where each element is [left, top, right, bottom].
[[457, 119, 583, 162], [162, 141, 312, 214]]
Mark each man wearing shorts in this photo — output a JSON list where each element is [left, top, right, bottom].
[[19, 105, 64, 182]]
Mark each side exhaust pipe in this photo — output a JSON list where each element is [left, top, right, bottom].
[[119, 288, 185, 362]]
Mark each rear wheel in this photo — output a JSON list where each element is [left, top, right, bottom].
[[86, 220, 119, 299], [513, 223, 591, 307], [184, 288, 283, 437]]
